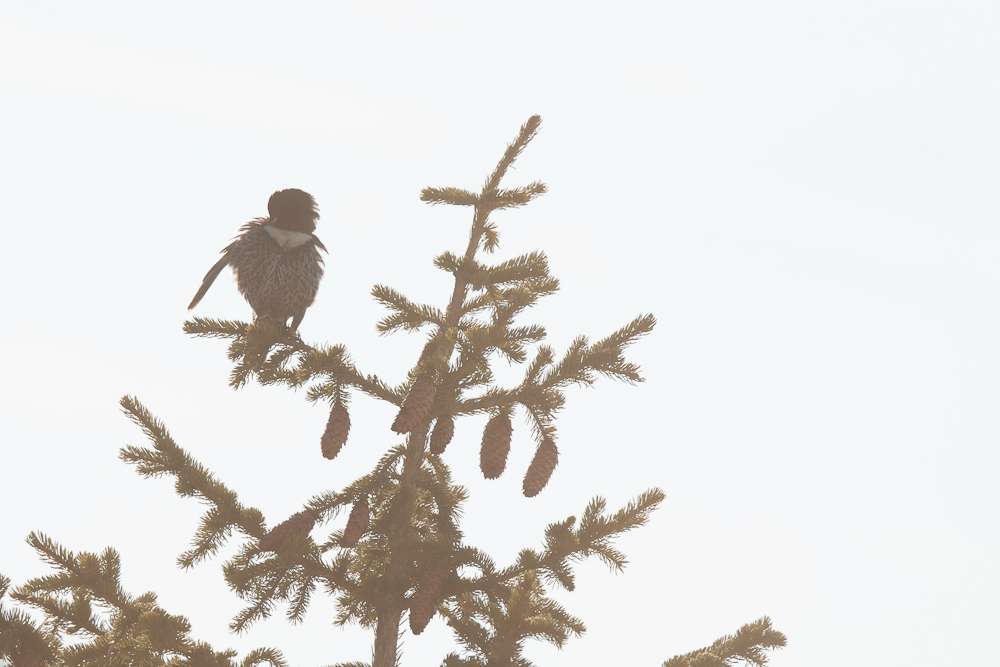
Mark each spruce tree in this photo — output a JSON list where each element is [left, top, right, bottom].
[[0, 116, 786, 667]]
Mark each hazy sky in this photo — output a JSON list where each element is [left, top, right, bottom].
[[1, 2, 997, 666]]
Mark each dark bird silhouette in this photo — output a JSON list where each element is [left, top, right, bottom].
[[188, 189, 327, 332]]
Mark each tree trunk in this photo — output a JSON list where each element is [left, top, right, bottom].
[[372, 601, 402, 667], [371, 208, 485, 666], [372, 425, 430, 667]]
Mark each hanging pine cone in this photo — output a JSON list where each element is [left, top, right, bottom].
[[429, 415, 454, 455], [480, 413, 512, 480], [409, 561, 450, 635], [339, 496, 370, 547], [522, 437, 558, 497], [321, 404, 351, 459], [259, 508, 320, 551], [391, 373, 437, 433]]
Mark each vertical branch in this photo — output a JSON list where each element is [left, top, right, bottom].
[[371, 116, 542, 667], [440, 115, 543, 351], [373, 424, 429, 667], [483, 115, 542, 195]]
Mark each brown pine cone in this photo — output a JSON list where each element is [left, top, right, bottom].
[[260, 508, 320, 551], [480, 413, 512, 480], [429, 415, 454, 455], [339, 496, 370, 547], [391, 407, 417, 434], [409, 561, 450, 635], [391, 374, 437, 433], [321, 404, 351, 459], [522, 437, 558, 497]]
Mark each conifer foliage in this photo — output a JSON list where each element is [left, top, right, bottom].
[[662, 617, 787, 667], [0, 117, 786, 667], [0, 534, 286, 666]]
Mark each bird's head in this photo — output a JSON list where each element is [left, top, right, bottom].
[[267, 188, 320, 233]]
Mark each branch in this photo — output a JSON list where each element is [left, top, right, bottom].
[[118, 396, 267, 568], [5, 536, 287, 666], [421, 187, 479, 207], [663, 617, 788, 667], [373, 285, 447, 334], [483, 115, 542, 194]]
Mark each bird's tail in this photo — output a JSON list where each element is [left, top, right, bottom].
[[188, 255, 230, 310]]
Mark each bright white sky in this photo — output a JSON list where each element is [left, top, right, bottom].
[[1, 2, 998, 666]]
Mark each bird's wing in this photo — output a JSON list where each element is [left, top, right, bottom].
[[188, 253, 231, 311]]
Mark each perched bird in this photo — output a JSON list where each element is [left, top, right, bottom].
[[188, 188, 327, 331]]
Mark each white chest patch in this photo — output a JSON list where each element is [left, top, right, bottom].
[[265, 226, 313, 249]]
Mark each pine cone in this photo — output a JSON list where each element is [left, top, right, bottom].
[[260, 508, 320, 551], [522, 437, 558, 497], [339, 497, 370, 547], [429, 415, 454, 455], [321, 404, 351, 459], [480, 413, 512, 479], [391, 374, 437, 433], [409, 561, 450, 635]]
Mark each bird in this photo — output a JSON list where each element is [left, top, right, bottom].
[[188, 188, 327, 332]]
